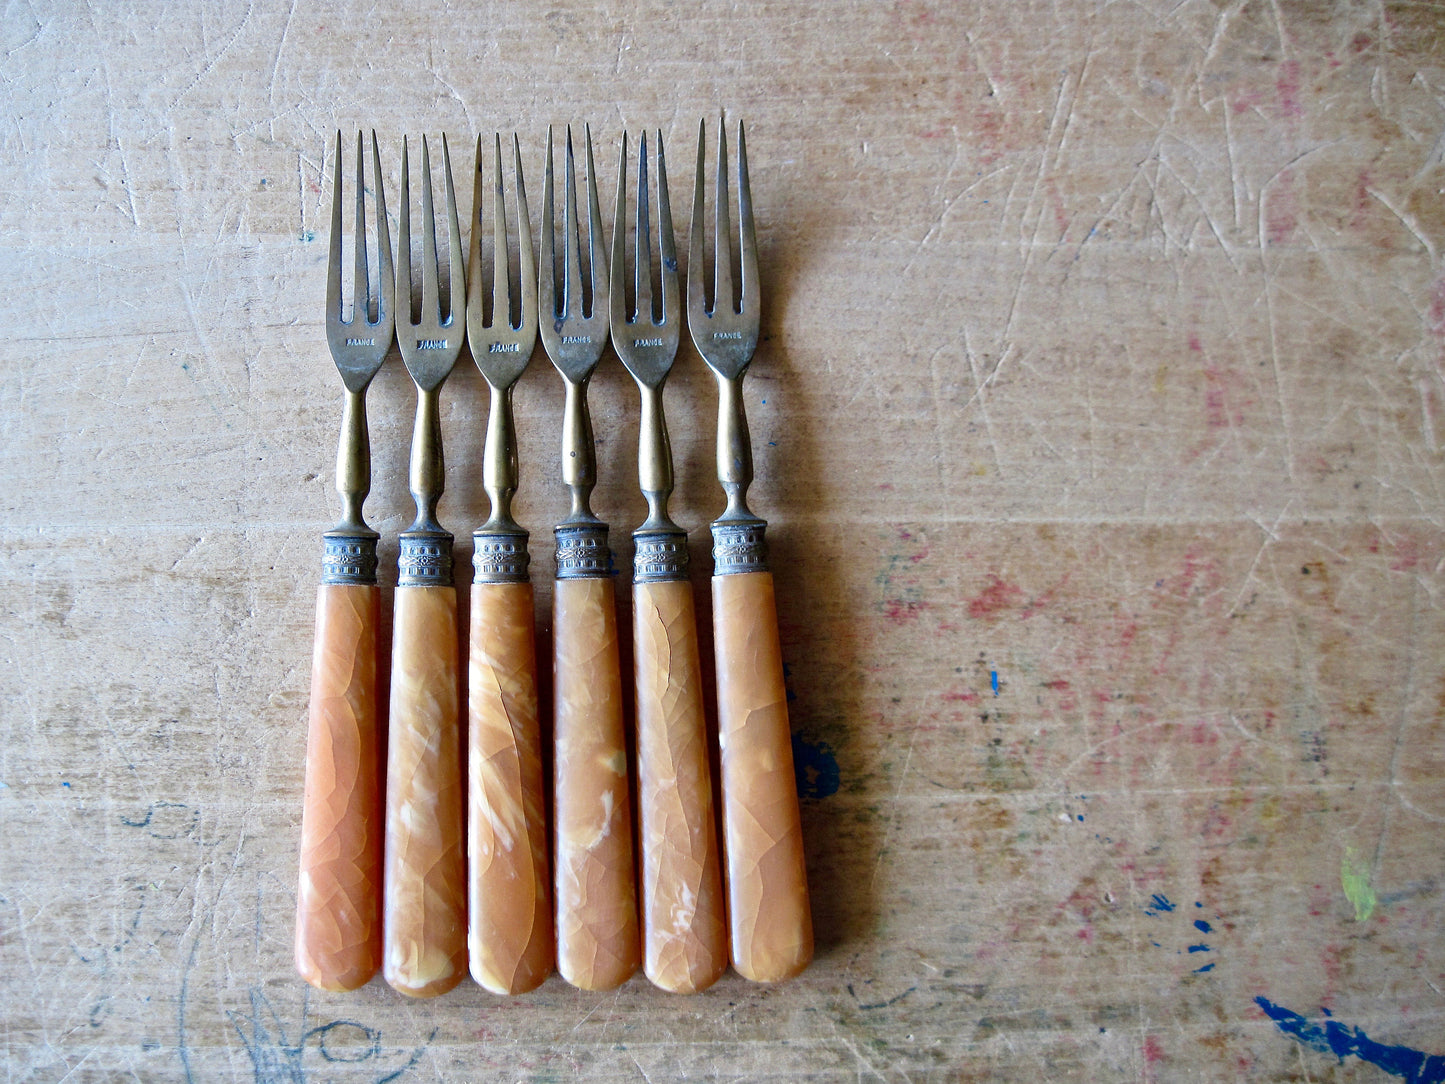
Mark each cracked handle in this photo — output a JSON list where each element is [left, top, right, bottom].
[[634, 579, 727, 994], [467, 581, 553, 994], [296, 584, 383, 991], [552, 576, 639, 990], [383, 585, 467, 997], [713, 570, 813, 982]]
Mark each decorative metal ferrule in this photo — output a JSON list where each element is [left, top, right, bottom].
[[711, 518, 768, 575], [555, 523, 613, 579], [633, 528, 689, 583], [474, 529, 530, 584], [398, 531, 454, 587], [321, 532, 380, 586]]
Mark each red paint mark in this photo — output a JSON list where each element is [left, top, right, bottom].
[[1143, 1035, 1166, 1065], [1265, 171, 1298, 245], [1188, 333, 1203, 353], [942, 689, 980, 704], [1043, 679, 1072, 691], [969, 575, 1023, 620], [1351, 32, 1373, 53], [883, 598, 930, 624], [1076, 924, 1094, 943], [1276, 59, 1304, 120], [1351, 169, 1372, 229]]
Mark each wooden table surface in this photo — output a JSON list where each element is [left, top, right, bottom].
[[4, 2, 1444, 1080]]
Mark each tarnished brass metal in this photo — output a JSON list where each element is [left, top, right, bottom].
[[396, 134, 466, 588], [609, 130, 686, 583], [322, 130, 394, 584], [687, 118, 767, 574], [538, 125, 612, 574], [467, 133, 537, 584]]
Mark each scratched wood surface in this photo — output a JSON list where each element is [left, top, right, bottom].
[[3, 1, 1444, 1080]]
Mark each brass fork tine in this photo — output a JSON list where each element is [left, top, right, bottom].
[[385, 132, 468, 1000], [687, 117, 813, 985], [463, 133, 551, 996], [299, 129, 392, 994]]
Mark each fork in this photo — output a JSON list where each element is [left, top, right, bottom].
[[383, 133, 468, 998], [687, 118, 813, 982], [464, 133, 552, 995], [296, 130, 391, 992], [610, 129, 726, 994], [539, 125, 640, 991]]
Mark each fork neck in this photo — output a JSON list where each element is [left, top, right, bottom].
[[473, 379, 530, 585], [322, 387, 380, 586], [712, 372, 769, 576], [558, 375, 603, 529], [400, 383, 454, 588], [632, 380, 689, 584]]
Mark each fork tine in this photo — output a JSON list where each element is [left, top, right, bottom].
[[492, 134, 510, 328], [467, 135, 486, 324], [563, 127, 583, 319], [714, 117, 734, 315], [513, 133, 536, 335], [540, 127, 556, 322], [687, 120, 706, 324], [584, 125, 607, 314], [327, 130, 343, 323], [442, 134, 464, 323], [353, 132, 367, 323], [635, 131, 653, 323], [737, 122, 758, 318], [609, 130, 629, 325], [397, 136, 413, 324], [371, 131, 394, 329], [656, 129, 677, 323], [420, 136, 440, 323]]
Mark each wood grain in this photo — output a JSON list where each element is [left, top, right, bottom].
[[4, 2, 1445, 1077]]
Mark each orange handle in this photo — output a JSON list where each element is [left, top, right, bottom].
[[552, 576, 640, 990], [383, 585, 467, 997], [633, 579, 727, 993], [296, 584, 383, 991], [467, 581, 553, 994], [713, 571, 813, 981]]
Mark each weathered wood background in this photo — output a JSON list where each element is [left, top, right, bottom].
[[4, 1, 1444, 1080]]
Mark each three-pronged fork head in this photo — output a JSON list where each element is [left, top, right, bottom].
[[396, 133, 465, 586], [539, 125, 610, 539], [610, 129, 685, 551], [467, 133, 537, 577], [687, 118, 762, 539], [322, 129, 394, 584]]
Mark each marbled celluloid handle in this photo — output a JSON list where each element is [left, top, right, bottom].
[[552, 576, 640, 990], [713, 570, 813, 982], [296, 583, 383, 991], [468, 580, 553, 994], [383, 585, 467, 997], [633, 579, 727, 993]]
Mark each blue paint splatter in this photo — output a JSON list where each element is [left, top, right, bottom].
[[1256, 997, 1445, 1082], [792, 735, 840, 799], [1193, 962, 1215, 973], [1144, 894, 1176, 915], [1187, 944, 1210, 954], [990, 669, 1000, 696], [1194, 918, 1213, 933]]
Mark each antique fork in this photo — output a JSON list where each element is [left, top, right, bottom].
[[610, 130, 725, 994], [687, 119, 813, 982], [539, 125, 639, 991], [384, 133, 468, 998], [296, 130, 391, 993], [464, 133, 552, 995]]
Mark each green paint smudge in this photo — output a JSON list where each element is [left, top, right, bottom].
[[1341, 846, 1376, 922]]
